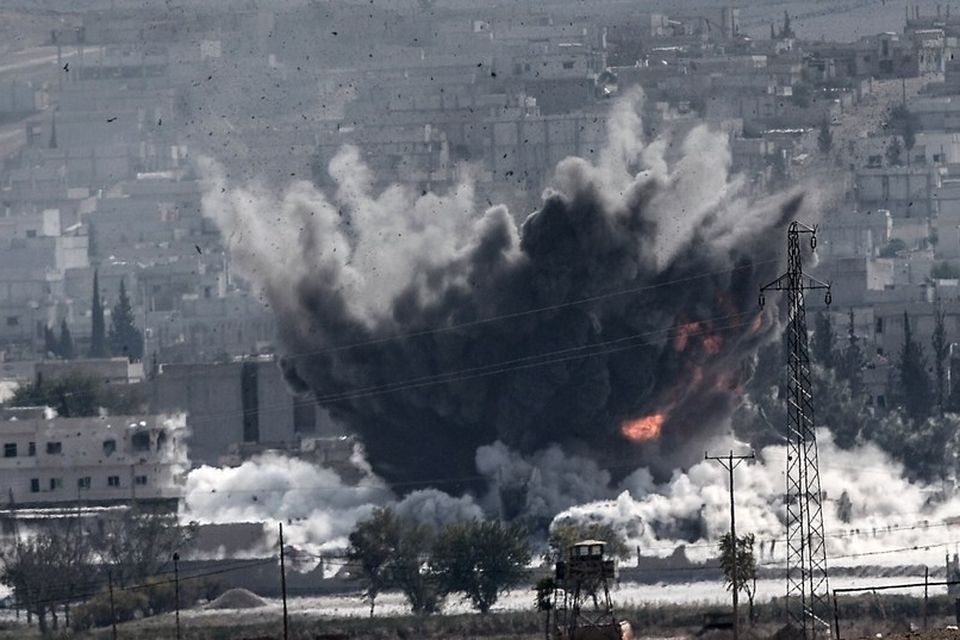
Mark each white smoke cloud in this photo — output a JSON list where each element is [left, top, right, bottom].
[[552, 429, 960, 567], [199, 88, 798, 330], [182, 451, 485, 554], [183, 452, 390, 553], [198, 145, 484, 326], [476, 441, 616, 518]]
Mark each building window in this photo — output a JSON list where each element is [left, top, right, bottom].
[[131, 432, 151, 452], [562, 60, 575, 70], [134, 475, 148, 486], [875, 318, 884, 334], [3, 443, 16, 458], [103, 439, 116, 456], [25, 229, 36, 238], [30, 479, 39, 493], [46, 442, 62, 455], [5, 316, 18, 327], [27, 442, 35, 456], [107, 476, 120, 487], [49, 478, 62, 491], [77, 477, 91, 490]]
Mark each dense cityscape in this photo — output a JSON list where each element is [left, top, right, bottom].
[[5, 1, 960, 638]]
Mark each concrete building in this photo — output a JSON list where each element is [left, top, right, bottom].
[[0, 407, 184, 508], [151, 358, 338, 467], [855, 165, 940, 219]]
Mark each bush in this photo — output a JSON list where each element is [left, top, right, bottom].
[[931, 260, 960, 279], [71, 588, 149, 631], [142, 578, 178, 614], [879, 238, 907, 258]]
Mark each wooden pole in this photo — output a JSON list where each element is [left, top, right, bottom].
[[280, 522, 289, 640], [705, 450, 755, 640], [833, 590, 841, 640], [108, 570, 117, 640], [174, 552, 181, 640]]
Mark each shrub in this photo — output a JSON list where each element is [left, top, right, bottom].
[[71, 588, 149, 631]]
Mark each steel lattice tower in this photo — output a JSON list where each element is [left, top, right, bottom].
[[760, 222, 831, 639]]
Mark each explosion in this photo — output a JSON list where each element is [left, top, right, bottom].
[[621, 414, 666, 442], [201, 89, 804, 490]]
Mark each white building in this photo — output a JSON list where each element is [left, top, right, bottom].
[[0, 408, 185, 507]]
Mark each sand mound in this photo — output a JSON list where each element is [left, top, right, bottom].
[[205, 588, 268, 610]]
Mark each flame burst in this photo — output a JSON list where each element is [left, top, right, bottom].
[[621, 413, 666, 442]]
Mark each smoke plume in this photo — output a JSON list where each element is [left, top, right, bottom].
[[200, 89, 805, 490], [554, 429, 960, 568], [183, 449, 483, 553]]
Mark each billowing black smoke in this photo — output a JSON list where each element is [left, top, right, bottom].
[[200, 93, 804, 492]]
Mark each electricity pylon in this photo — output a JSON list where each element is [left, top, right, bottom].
[[759, 222, 831, 639]]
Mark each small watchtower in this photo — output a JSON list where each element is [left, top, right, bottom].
[[547, 540, 633, 640]]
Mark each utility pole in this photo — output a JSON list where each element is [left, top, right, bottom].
[[760, 222, 832, 639], [173, 552, 181, 640], [706, 449, 755, 640], [108, 570, 117, 640], [279, 522, 289, 640]]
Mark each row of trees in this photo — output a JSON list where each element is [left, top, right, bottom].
[[742, 304, 960, 482], [8, 371, 145, 417], [808, 306, 958, 481], [0, 507, 197, 634], [44, 273, 144, 363], [348, 509, 531, 616]]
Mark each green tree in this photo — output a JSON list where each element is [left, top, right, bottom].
[[43, 325, 57, 358], [781, 10, 794, 38], [432, 520, 531, 614], [931, 261, 960, 279], [817, 117, 833, 154], [813, 364, 868, 449], [896, 311, 932, 423], [1, 518, 90, 635], [933, 304, 949, 417], [9, 372, 144, 417], [108, 278, 143, 362], [812, 312, 836, 369], [548, 520, 630, 560], [89, 270, 107, 358], [837, 309, 866, 399], [718, 532, 757, 623], [392, 518, 443, 615], [879, 238, 907, 258], [791, 82, 812, 108], [837, 490, 853, 523], [57, 319, 75, 360], [90, 507, 197, 588], [873, 412, 959, 482], [886, 136, 903, 167], [890, 105, 919, 150], [348, 508, 400, 617]]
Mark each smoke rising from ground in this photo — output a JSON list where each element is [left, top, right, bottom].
[[200, 89, 806, 489], [555, 429, 959, 567], [182, 450, 483, 553]]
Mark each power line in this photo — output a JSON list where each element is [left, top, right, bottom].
[[156, 258, 781, 368]]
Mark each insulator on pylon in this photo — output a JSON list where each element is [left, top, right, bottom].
[[825, 290, 832, 306], [810, 235, 817, 250], [758, 293, 765, 309]]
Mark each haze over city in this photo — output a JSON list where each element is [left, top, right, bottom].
[[2, 1, 960, 639]]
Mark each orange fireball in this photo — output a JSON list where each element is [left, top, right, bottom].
[[621, 413, 665, 442]]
